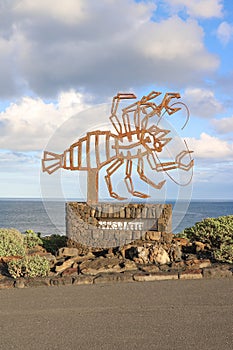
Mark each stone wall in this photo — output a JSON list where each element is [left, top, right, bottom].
[[66, 202, 172, 248]]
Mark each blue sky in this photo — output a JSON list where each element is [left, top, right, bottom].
[[0, 0, 233, 200]]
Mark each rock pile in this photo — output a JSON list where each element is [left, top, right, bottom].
[[0, 231, 232, 289]]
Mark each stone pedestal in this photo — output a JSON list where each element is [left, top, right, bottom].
[[66, 202, 172, 248]]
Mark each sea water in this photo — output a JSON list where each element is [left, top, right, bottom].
[[0, 199, 232, 236]]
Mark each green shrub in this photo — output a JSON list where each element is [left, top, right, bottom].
[[0, 228, 25, 257], [23, 230, 43, 248], [7, 255, 50, 279], [178, 215, 233, 263], [41, 234, 68, 255]]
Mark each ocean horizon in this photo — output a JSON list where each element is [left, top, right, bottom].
[[0, 198, 232, 236]]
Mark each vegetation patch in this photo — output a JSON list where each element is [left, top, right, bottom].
[[0, 228, 25, 257], [7, 255, 50, 279], [0, 228, 51, 278], [178, 215, 233, 264], [24, 230, 43, 248], [41, 234, 68, 255]]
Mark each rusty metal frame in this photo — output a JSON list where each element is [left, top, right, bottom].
[[42, 91, 194, 203]]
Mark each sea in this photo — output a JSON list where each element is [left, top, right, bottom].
[[0, 199, 233, 236]]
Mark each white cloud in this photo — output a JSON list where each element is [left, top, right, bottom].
[[212, 116, 233, 134], [216, 21, 233, 45], [0, 150, 40, 170], [0, 90, 90, 151], [136, 16, 218, 69], [166, 0, 223, 18], [187, 132, 233, 159], [0, 0, 219, 98], [15, 0, 87, 24], [183, 88, 224, 118]]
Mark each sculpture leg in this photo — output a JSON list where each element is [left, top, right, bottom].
[[105, 159, 127, 200], [124, 158, 150, 198], [138, 155, 166, 190]]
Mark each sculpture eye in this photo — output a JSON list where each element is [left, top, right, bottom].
[[154, 140, 162, 152], [145, 136, 151, 143]]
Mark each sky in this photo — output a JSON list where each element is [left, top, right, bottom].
[[0, 0, 233, 200]]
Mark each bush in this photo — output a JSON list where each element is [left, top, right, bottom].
[[0, 228, 25, 257], [1, 228, 51, 278], [0, 228, 44, 257], [41, 234, 68, 255], [178, 215, 233, 263], [7, 255, 50, 279], [23, 230, 43, 248]]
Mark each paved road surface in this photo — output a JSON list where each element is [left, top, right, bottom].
[[0, 279, 233, 350]]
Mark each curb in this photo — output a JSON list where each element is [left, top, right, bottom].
[[0, 266, 232, 290]]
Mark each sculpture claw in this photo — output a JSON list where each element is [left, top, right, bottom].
[[176, 151, 194, 170], [131, 191, 150, 199], [110, 192, 127, 201]]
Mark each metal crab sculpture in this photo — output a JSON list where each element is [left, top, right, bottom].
[[42, 91, 194, 203]]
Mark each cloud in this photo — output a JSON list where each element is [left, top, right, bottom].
[[185, 132, 233, 190], [15, 0, 87, 24], [216, 21, 233, 45], [166, 0, 223, 19], [0, 151, 31, 163], [212, 116, 233, 134], [183, 88, 224, 118], [136, 16, 218, 70], [187, 132, 233, 160], [0, 36, 19, 98], [0, 0, 219, 98], [0, 90, 90, 151]]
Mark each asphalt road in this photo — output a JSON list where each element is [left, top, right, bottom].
[[0, 279, 233, 350]]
